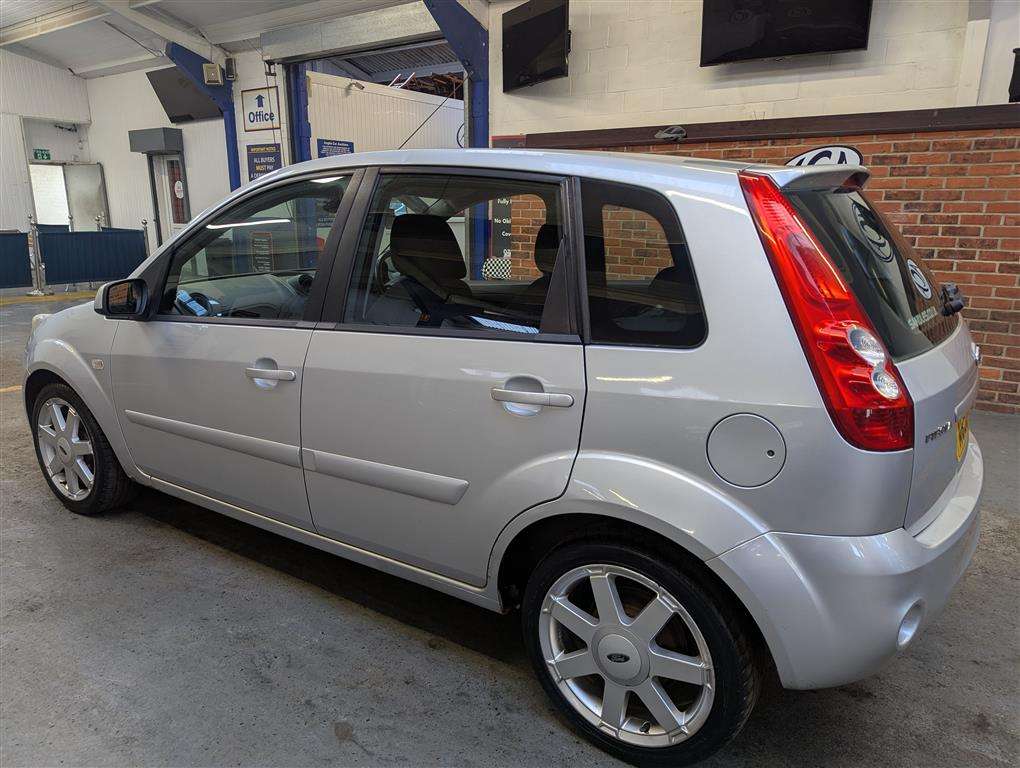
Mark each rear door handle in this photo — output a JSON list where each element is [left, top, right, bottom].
[[245, 367, 296, 381], [490, 388, 574, 408]]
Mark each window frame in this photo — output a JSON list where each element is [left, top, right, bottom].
[[145, 168, 365, 329], [320, 165, 582, 344], [575, 176, 709, 350]]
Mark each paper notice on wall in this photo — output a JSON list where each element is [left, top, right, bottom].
[[251, 231, 274, 272], [246, 143, 282, 182], [316, 139, 354, 157]]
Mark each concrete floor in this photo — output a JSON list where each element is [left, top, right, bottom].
[[2, 297, 1018, 768]]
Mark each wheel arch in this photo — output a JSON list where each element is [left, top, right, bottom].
[[492, 510, 775, 677], [24, 357, 144, 485]]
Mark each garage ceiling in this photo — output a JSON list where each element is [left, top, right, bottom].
[[0, 0, 422, 77]]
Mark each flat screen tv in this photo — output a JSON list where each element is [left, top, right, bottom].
[[502, 0, 569, 92], [700, 0, 873, 67], [146, 67, 221, 123]]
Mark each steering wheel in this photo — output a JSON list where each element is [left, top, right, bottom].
[[174, 289, 212, 316]]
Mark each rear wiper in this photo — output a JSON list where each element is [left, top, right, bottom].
[[941, 282, 965, 316]]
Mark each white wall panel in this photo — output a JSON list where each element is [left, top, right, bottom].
[[488, 0, 979, 137], [0, 49, 90, 122], [0, 113, 34, 232], [22, 118, 90, 164], [86, 67, 230, 233], [307, 72, 463, 154]]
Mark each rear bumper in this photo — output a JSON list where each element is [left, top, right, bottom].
[[709, 434, 983, 690]]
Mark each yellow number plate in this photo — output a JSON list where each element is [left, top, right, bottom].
[[955, 413, 970, 461]]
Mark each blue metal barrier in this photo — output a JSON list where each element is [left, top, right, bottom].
[[37, 229, 147, 284], [0, 232, 32, 289]]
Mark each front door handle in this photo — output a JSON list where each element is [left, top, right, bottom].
[[491, 388, 574, 408], [245, 367, 296, 382]]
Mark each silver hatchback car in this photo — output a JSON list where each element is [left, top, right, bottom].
[[25, 149, 982, 766]]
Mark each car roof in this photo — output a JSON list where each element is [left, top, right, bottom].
[[256, 148, 756, 186]]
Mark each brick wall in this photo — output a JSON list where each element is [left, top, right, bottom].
[[587, 128, 1020, 413], [502, 198, 673, 282]]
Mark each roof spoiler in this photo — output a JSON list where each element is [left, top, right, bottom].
[[746, 164, 871, 192]]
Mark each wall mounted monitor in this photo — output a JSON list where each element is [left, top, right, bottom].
[[700, 0, 873, 67], [146, 67, 222, 123], [502, 0, 570, 92]]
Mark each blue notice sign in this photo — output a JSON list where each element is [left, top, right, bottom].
[[246, 142, 282, 182], [317, 139, 355, 157]]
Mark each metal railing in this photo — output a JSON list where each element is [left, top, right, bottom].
[[2, 216, 148, 293]]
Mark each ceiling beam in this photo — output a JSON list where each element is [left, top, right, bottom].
[[94, 0, 227, 66], [0, 3, 108, 47], [72, 51, 166, 78]]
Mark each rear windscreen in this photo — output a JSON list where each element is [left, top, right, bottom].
[[787, 188, 958, 361]]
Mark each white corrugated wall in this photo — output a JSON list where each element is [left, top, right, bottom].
[[0, 113, 34, 232], [0, 49, 90, 123], [306, 72, 464, 154], [0, 50, 90, 232]]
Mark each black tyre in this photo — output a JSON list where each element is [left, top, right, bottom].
[[31, 382, 135, 516], [522, 541, 761, 767]]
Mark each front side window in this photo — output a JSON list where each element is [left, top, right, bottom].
[[581, 179, 706, 347], [343, 173, 564, 336], [159, 175, 350, 321]]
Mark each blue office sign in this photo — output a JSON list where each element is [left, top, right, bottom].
[[246, 142, 282, 182], [317, 138, 355, 157]]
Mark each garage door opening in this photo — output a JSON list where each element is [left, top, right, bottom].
[[286, 40, 466, 160]]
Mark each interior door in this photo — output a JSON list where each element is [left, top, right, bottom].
[[111, 174, 354, 530], [154, 154, 190, 239], [301, 170, 585, 585], [64, 164, 110, 230]]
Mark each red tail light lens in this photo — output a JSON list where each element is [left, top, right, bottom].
[[738, 171, 913, 451]]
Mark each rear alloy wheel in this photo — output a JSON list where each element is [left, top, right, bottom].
[[31, 382, 135, 515], [523, 542, 760, 767]]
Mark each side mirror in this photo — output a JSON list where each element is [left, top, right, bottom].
[[95, 278, 148, 319]]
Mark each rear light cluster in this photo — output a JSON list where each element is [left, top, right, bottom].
[[738, 172, 913, 451]]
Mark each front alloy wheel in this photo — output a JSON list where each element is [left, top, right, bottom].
[[37, 397, 95, 501], [31, 382, 135, 515]]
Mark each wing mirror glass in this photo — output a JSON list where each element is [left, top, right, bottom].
[[95, 278, 148, 319]]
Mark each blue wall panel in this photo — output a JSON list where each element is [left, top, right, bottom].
[[37, 230, 147, 284], [0, 233, 32, 289]]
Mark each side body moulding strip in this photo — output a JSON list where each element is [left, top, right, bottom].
[[301, 448, 469, 505], [147, 475, 498, 609], [122, 410, 301, 467]]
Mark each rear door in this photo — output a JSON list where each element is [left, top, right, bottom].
[[786, 185, 979, 529], [300, 168, 584, 585]]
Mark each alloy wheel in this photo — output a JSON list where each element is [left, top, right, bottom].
[[538, 564, 715, 747], [37, 397, 95, 502]]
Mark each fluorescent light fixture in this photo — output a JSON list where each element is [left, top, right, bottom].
[[206, 218, 290, 230]]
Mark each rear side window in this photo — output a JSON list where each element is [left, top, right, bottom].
[[787, 189, 958, 361], [580, 179, 706, 347]]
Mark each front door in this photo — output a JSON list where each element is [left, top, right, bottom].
[[111, 173, 354, 530], [301, 170, 585, 585], [153, 154, 190, 240]]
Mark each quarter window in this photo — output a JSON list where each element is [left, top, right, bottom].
[[343, 173, 565, 335], [159, 176, 350, 321], [581, 179, 706, 348]]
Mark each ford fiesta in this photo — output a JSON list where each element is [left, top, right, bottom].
[[24, 149, 982, 766]]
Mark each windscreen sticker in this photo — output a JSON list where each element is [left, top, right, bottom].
[[852, 201, 894, 262], [907, 305, 938, 330], [906, 258, 933, 299]]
